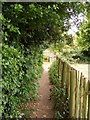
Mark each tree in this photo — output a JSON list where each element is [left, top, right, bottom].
[[76, 19, 90, 55], [2, 2, 86, 47]]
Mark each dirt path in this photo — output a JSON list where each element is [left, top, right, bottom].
[[31, 62, 55, 118]]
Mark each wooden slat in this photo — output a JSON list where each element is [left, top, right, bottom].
[[69, 69, 76, 118], [88, 81, 90, 120], [79, 73, 83, 118], [75, 70, 80, 118]]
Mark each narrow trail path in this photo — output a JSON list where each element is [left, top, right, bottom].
[[31, 62, 55, 118]]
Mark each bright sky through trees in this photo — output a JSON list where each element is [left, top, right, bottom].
[[68, 13, 85, 36]]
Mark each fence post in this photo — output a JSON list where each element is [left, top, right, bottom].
[[75, 70, 80, 118], [61, 61, 64, 88], [59, 58, 61, 76], [69, 69, 76, 118], [61, 62, 67, 88], [79, 73, 83, 118], [60, 59, 62, 84], [82, 77, 85, 119], [83, 78, 88, 118], [67, 64, 71, 99], [88, 81, 90, 120], [58, 58, 60, 78]]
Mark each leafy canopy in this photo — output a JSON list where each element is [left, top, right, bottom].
[[2, 2, 86, 47]]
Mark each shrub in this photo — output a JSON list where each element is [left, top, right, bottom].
[[2, 43, 25, 118], [60, 47, 90, 64], [49, 60, 69, 119], [2, 43, 43, 118]]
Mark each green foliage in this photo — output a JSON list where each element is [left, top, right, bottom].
[[76, 19, 90, 56], [2, 12, 43, 117], [49, 60, 58, 85], [49, 32, 73, 54], [59, 46, 90, 64], [2, 2, 88, 118], [49, 60, 69, 119], [2, 43, 24, 118], [2, 42, 43, 118], [43, 55, 49, 61], [2, 2, 86, 47], [2, 2, 45, 118]]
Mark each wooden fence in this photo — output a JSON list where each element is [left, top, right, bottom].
[[57, 56, 90, 119]]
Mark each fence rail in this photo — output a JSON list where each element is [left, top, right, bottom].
[[57, 56, 90, 119]]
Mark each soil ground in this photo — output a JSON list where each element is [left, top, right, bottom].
[[31, 62, 55, 118]]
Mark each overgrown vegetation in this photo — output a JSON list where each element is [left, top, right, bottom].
[[76, 19, 90, 56], [1, 2, 89, 118], [59, 18, 90, 64], [2, 3, 44, 119], [2, 42, 43, 118], [49, 3, 89, 64], [49, 60, 69, 119], [59, 46, 90, 64], [43, 56, 49, 61], [50, 23, 90, 64]]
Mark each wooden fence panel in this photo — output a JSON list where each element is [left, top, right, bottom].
[[57, 56, 89, 119]]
